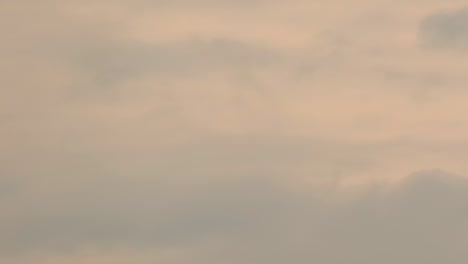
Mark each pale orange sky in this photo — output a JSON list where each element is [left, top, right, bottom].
[[2, 1, 468, 263]]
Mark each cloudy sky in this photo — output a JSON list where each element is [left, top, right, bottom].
[[2, 0, 468, 263]]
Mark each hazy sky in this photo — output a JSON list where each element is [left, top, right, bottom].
[[2, 1, 468, 263]]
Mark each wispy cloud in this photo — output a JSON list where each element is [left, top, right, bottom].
[[2, 0, 468, 263]]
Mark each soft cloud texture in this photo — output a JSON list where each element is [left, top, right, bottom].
[[2, 0, 468, 263], [421, 6, 468, 49], [2, 169, 468, 264]]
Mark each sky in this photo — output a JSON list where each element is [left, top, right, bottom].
[[2, 0, 468, 263]]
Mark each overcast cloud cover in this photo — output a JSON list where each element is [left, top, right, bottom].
[[3, 0, 468, 263]]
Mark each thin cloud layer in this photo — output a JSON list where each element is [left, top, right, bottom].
[[2, 0, 468, 263]]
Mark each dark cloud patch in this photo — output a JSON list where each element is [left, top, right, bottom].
[[0, 136, 375, 255], [2, 161, 468, 264], [60, 38, 277, 75], [40, 33, 280, 84], [221, 170, 468, 264], [1, 2, 281, 100], [38, 35, 282, 100], [0, 173, 294, 255], [420, 6, 468, 50]]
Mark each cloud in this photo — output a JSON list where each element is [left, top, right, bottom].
[[45, 35, 280, 80], [205, 169, 468, 264], [0, 136, 374, 253], [4, 0, 468, 263], [420, 6, 468, 50], [2, 166, 468, 264]]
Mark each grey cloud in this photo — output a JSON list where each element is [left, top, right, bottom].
[[1, 2, 281, 100], [39, 35, 281, 99], [7, 170, 468, 264], [5, 1, 468, 263], [0, 167, 293, 254], [3, 134, 468, 264], [0, 137, 350, 252], [48, 37, 279, 77], [420, 6, 468, 50], [0, 136, 375, 254], [214, 170, 468, 264]]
